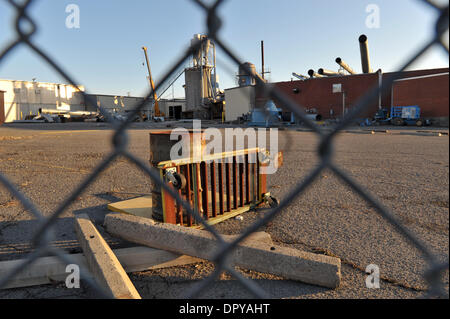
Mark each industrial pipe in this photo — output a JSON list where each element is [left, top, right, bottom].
[[359, 34, 373, 73], [335, 58, 356, 75], [292, 72, 308, 80], [318, 68, 340, 76], [38, 108, 97, 116], [308, 69, 323, 78]]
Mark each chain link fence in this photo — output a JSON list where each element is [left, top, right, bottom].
[[0, 0, 448, 299]]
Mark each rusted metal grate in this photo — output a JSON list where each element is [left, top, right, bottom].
[[156, 147, 272, 227]]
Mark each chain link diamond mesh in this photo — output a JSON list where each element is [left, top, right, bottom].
[[0, 0, 448, 299]]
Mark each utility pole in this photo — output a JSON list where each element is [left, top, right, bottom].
[[261, 40, 265, 80], [342, 91, 346, 119]]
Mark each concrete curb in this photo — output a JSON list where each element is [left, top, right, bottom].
[[104, 213, 341, 289], [75, 214, 141, 299], [398, 132, 445, 137], [345, 130, 375, 134]]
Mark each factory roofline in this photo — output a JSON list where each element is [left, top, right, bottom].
[[393, 72, 449, 82], [85, 93, 186, 101], [223, 67, 449, 92], [279, 67, 449, 84], [0, 78, 85, 90], [85, 93, 144, 99]]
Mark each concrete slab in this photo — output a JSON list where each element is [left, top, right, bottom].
[[0, 246, 203, 289], [104, 213, 341, 289], [107, 196, 153, 218], [107, 193, 253, 228]]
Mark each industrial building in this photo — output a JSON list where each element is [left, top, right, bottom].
[[224, 86, 255, 122], [224, 62, 270, 123], [224, 67, 449, 126], [84, 95, 186, 120], [223, 33, 448, 126], [0, 79, 187, 124], [183, 34, 223, 119], [141, 34, 221, 120], [86, 94, 147, 113], [391, 72, 449, 123], [159, 99, 187, 120], [0, 79, 85, 123], [275, 68, 449, 126]]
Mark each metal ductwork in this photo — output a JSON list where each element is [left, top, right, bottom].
[[308, 69, 323, 78], [335, 57, 356, 75], [318, 68, 340, 76], [359, 34, 373, 73]]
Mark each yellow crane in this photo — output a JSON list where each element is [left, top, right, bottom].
[[142, 46, 164, 119]]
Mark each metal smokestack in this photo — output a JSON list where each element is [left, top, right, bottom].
[[308, 69, 323, 78], [318, 68, 340, 76], [359, 34, 373, 73], [335, 57, 356, 75]]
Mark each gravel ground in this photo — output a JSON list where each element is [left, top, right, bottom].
[[0, 122, 448, 299]]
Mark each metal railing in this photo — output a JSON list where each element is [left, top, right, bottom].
[[0, 0, 448, 299]]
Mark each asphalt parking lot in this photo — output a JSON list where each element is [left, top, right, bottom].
[[0, 122, 448, 299]]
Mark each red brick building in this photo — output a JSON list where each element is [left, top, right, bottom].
[[274, 67, 449, 124], [392, 72, 448, 120]]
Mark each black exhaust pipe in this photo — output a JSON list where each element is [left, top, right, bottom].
[[335, 57, 356, 75], [318, 68, 340, 76], [308, 69, 323, 78], [359, 34, 373, 73]]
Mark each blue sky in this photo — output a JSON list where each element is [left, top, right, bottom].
[[0, 0, 448, 98]]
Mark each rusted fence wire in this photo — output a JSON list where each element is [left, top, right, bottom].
[[0, 0, 448, 299]]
